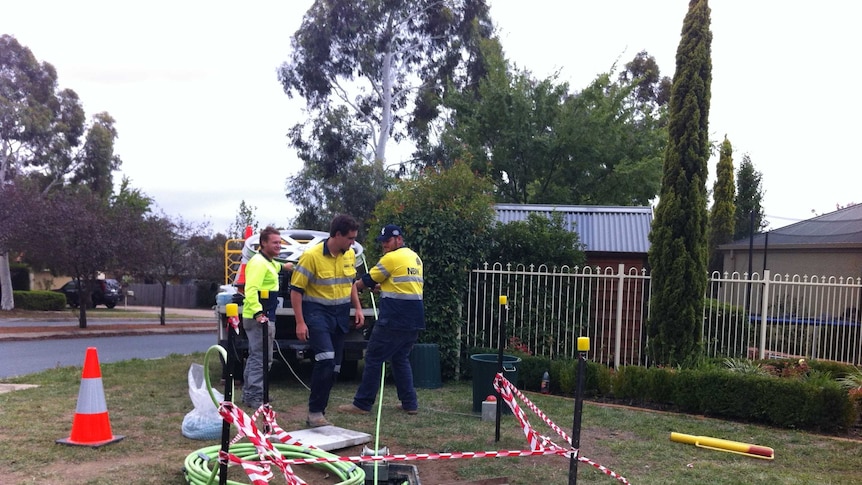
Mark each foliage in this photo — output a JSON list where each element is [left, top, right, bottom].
[[488, 212, 586, 268], [734, 154, 767, 239], [69, 112, 122, 199], [0, 34, 86, 187], [0, 35, 124, 311], [286, 153, 390, 237], [278, 0, 493, 226], [110, 176, 153, 217], [371, 162, 496, 379], [126, 213, 211, 324], [708, 136, 735, 273], [226, 200, 259, 238], [436, 41, 668, 206], [722, 358, 768, 376], [15, 188, 131, 326], [612, 361, 856, 432], [11, 290, 65, 311], [647, 0, 712, 367], [837, 367, 862, 391]]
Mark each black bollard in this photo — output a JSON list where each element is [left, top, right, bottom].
[[569, 337, 590, 485]]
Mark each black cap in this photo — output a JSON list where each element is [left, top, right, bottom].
[[376, 224, 403, 242]]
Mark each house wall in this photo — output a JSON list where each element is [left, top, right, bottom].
[[721, 246, 862, 280], [586, 253, 647, 272], [30, 271, 70, 291]]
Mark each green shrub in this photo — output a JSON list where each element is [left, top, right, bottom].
[[13, 290, 66, 311], [608, 363, 856, 433], [515, 354, 551, 392]]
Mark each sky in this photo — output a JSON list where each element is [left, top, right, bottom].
[[2, 0, 860, 234]]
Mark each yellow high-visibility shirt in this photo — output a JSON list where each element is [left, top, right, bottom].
[[242, 253, 281, 318], [289, 240, 356, 306]]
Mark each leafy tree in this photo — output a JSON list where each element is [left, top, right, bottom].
[[0, 35, 125, 310], [111, 176, 153, 217], [488, 212, 586, 268], [708, 136, 735, 274], [618, 50, 672, 109], [370, 162, 496, 379], [278, 0, 493, 226], [130, 214, 209, 324], [733, 154, 767, 240], [227, 200, 259, 238], [285, 149, 389, 236], [647, 0, 712, 367], [188, 232, 228, 287], [71, 112, 122, 199], [435, 40, 667, 206], [0, 35, 88, 309], [22, 189, 129, 327]]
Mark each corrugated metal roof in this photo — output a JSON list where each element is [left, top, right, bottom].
[[494, 204, 653, 253], [721, 203, 862, 248]]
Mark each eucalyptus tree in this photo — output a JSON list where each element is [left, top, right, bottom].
[[647, 0, 713, 367], [708, 136, 735, 274], [278, 0, 494, 225], [0, 34, 86, 309], [71, 112, 122, 199]]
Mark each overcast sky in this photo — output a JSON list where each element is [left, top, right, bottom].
[[3, 1, 859, 234]]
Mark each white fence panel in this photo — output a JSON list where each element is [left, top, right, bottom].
[[465, 265, 862, 367]]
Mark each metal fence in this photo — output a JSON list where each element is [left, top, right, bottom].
[[464, 263, 862, 368], [125, 283, 199, 308]]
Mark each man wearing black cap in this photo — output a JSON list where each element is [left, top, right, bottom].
[[338, 224, 425, 415]]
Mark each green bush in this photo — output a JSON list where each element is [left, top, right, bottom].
[[13, 290, 66, 311], [608, 362, 856, 433], [514, 354, 551, 392]]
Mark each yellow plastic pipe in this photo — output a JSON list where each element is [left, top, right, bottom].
[[670, 432, 774, 460]]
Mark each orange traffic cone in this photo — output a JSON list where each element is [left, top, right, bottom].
[[57, 347, 124, 447]]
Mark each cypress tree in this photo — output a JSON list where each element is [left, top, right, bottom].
[[708, 136, 736, 275], [647, 0, 712, 367], [734, 154, 766, 241]]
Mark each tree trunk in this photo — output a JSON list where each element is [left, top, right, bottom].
[[78, 300, 90, 328], [0, 252, 14, 310]]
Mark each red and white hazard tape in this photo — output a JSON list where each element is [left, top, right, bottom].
[[214, 375, 630, 484], [492, 374, 630, 484]]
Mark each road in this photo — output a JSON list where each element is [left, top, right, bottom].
[[0, 333, 216, 379]]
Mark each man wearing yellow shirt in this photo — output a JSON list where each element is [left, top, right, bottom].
[[242, 226, 292, 410], [290, 214, 364, 427], [338, 224, 424, 416]]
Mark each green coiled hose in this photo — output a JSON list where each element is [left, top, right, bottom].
[[181, 345, 366, 485]]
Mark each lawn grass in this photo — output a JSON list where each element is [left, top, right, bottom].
[[1, 353, 860, 484]]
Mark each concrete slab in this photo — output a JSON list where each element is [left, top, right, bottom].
[[0, 383, 39, 394], [285, 425, 371, 451]]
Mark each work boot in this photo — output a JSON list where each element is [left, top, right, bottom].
[[337, 403, 370, 415], [396, 403, 418, 415], [306, 412, 332, 428]]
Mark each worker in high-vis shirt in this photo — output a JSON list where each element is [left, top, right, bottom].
[[290, 214, 364, 428], [242, 226, 293, 410], [338, 224, 424, 416]]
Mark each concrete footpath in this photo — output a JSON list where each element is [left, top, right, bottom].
[[0, 305, 216, 341]]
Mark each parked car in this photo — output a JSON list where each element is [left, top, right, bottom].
[[54, 278, 121, 309]]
